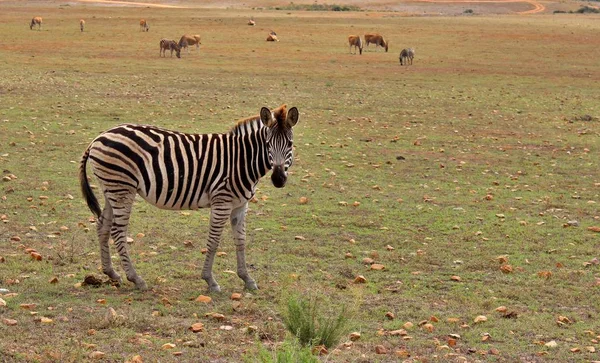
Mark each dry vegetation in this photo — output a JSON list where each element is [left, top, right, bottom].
[[1, 1, 600, 362]]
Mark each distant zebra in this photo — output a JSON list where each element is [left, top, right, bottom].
[[348, 35, 363, 55], [79, 104, 300, 292], [160, 38, 181, 58], [80, 19, 85, 32], [30, 16, 42, 30], [178, 34, 201, 53], [140, 19, 149, 32], [399, 48, 415, 65]]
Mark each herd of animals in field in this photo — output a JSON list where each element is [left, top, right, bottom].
[[28, 15, 416, 65]]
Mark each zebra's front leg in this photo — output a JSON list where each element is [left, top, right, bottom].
[[231, 204, 257, 290], [201, 205, 231, 292]]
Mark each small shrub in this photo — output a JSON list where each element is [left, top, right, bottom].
[[464, 9, 474, 13], [575, 5, 600, 13], [283, 295, 349, 349], [251, 339, 319, 363]]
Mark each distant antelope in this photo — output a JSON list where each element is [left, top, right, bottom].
[[399, 48, 415, 65], [140, 19, 149, 32], [365, 33, 388, 52], [80, 19, 85, 32], [30, 16, 42, 30], [178, 34, 201, 53], [160, 38, 181, 58], [266, 30, 278, 42], [248, 17, 255, 26], [348, 35, 363, 55]]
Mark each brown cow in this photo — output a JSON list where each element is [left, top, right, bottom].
[[80, 19, 85, 32], [160, 39, 181, 58], [30, 16, 42, 30], [348, 35, 363, 55], [364, 33, 388, 52], [140, 19, 149, 32], [266, 31, 278, 42], [178, 34, 201, 53]]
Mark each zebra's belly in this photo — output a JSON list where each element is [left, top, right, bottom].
[[137, 190, 212, 211]]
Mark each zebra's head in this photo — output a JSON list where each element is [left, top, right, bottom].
[[260, 105, 299, 188]]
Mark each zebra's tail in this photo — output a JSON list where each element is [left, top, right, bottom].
[[79, 146, 102, 217]]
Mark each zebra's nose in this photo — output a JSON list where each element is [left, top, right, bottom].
[[271, 165, 287, 188]]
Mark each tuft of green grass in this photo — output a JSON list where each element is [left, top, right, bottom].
[[282, 295, 349, 349], [249, 338, 319, 363]]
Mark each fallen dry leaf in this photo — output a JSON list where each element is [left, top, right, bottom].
[[298, 196, 308, 204], [40, 317, 53, 324], [495, 306, 507, 313], [389, 329, 407, 336], [375, 345, 388, 354], [195, 295, 212, 303], [395, 349, 410, 358], [500, 265, 513, 274], [230, 293, 242, 301], [538, 271, 552, 279], [312, 345, 328, 355], [450, 275, 461, 282], [162, 343, 176, 350], [349, 332, 361, 341], [370, 264, 385, 270], [3, 318, 17, 326], [587, 226, 600, 233], [385, 311, 395, 320], [0, 298, 6, 307], [354, 275, 366, 284], [474, 315, 488, 323], [48, 277, 59, 284], [403, 321, 414, 329], [126, 355, 144, 363], [422, 323, 434, 332], [88, 351, 105, 359], [20, 303, 36, 310]]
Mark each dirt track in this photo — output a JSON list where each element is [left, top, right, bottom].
[[410, 0, 545, 14], [73, 0, 546, 14]]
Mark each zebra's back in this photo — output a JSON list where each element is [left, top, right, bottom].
[[87, 124, 231, 210]]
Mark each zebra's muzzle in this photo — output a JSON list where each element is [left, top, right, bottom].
[[271, 165, 287, 188]]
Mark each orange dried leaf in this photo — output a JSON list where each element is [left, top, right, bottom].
[[195, 295, 212, 303]]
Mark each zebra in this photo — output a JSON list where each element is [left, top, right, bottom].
[[399, 48, 415, 65], [160, 39, 181, 58], [79, 104, 300, 292]]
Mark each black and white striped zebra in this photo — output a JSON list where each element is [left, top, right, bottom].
[[159, 38, 181, 58], [79, 105, 300, 292], [399, 48, 415, 66]]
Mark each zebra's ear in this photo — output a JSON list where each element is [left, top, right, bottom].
[[260, 107, 274, 127], [285, 107, 299, 128]]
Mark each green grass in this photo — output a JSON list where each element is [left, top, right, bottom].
[[1, 2, 600, 362]]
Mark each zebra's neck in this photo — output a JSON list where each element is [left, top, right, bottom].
[[228, 117, 272, 187]]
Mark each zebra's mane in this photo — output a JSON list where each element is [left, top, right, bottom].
[[229, 104, 288, 136], [230, 116, 264, 136]]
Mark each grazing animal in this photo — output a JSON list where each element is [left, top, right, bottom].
[[348, 35, 363, 55], [266, 31, 278, 42], [30, 16, 42, 30], [364, 33, 388, 52], [140, 19, 149, 32], [399, 48, 415, 65], [248, 17, 255, 26], [178, 34, 201, 53], [80, 19, 85, 32], [159, 39, 181, 58], [79, 104, 300, 292]]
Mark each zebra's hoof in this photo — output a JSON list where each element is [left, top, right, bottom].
[[245, 281, 258, 290], [208, 284, 221, 293], [134, 279, 148, 291]]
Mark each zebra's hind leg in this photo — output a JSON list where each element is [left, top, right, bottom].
[[97, 198, 121, 283], [107, 191, 148, 290], [201, 204, 231, 292], [231, 204, 257, 290]]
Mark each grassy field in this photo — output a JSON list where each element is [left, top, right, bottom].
[[1, 1, 600, 362]]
